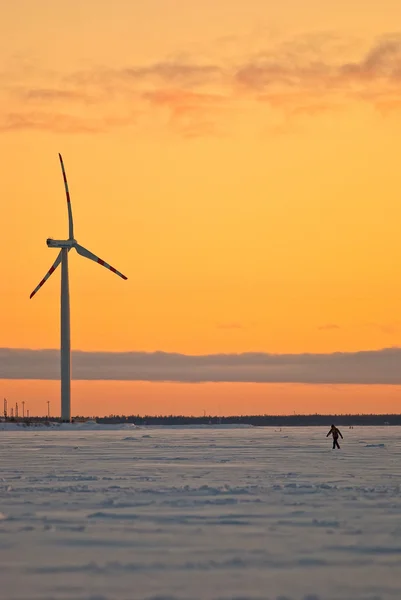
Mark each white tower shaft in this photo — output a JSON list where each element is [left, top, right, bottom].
[[60, 248, 71, 422]]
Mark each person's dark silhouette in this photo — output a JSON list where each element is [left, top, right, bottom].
[[326, 424, 343, 449]]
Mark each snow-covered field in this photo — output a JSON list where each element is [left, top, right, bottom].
[[1, 425, 401, 600]]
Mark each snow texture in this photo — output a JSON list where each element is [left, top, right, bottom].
[[1, 424, 401, 599]]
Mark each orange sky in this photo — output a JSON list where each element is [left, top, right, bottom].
[[2, 0, 401, 416]]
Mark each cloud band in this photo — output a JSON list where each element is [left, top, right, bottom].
[[1, 347, 400, 384]]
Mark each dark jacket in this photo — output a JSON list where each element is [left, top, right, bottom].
[[326, 426, 343, 440]]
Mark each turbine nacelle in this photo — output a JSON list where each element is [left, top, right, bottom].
[[47, 238, 76, 249]]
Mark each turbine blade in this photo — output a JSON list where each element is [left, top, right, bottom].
[[74, 244, 127, 280], [30, 251, 62, 299], [59, 153, 74, 240]]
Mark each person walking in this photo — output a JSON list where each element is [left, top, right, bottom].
[[326, 424, 343, 449]]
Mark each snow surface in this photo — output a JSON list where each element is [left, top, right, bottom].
[[1, 425, 401, 600]]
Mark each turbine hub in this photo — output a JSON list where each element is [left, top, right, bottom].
[[47, 238, 76, 248]]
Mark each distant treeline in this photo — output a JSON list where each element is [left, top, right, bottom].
[[85, 414, 400, 426], [4, 414, 401, 426]]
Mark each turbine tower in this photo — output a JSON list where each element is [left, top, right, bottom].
[[30, 154, 127, 422]]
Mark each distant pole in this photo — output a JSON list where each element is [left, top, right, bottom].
[[47, 401, 50, 418], [3, 398, 7, 419], [22, 401, 25, 418], [27, 409, 30, 418], [10, 407, 14, 418], [15, 403, 18, 418]]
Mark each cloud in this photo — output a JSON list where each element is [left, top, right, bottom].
[[142, 88, 225, 137], [0, 111, 134, 134], [216, 322, 243, 330], [232, 34, 401, 116], [115, 62, 223, 87], [340, 37, 401, 80], [19, 88, 93, 103], [235, 34, 401, 91], [143, 89, 225, 115], [362, 322, 401, 335], [0, 112, 105, 134], [3, 33, 401, 135], [318, 324, 340, 331], [70, 62, 223, 89], [1, 347, 401, 384]]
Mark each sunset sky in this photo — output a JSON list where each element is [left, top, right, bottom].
[[2, 0, 401, 417]]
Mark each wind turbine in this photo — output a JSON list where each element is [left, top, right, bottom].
[[30, 154, 127, 422]]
